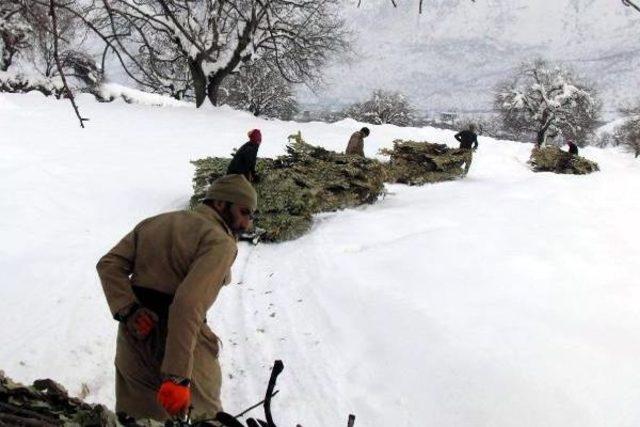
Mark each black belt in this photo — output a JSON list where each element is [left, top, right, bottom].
[[131, 285, 207, 324], [131, 285, 174, 320]]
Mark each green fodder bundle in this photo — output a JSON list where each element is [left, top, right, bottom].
[[529, 146, 599, 174], [380, 140, 467, 185], [0, 371, 118, 426], [190, 132, 385, 242]]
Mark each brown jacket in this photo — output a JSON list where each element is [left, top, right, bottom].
[[345, 131, 365, 156], [97, 204, 237, 380]]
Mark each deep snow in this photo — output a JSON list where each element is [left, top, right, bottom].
[[1, 93, 639, 426]]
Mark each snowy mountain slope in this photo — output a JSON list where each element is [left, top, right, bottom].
[[305, 0, 640, 114], [1, 93, 640, 426]]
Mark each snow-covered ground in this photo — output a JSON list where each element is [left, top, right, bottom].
[[1, 93, 639, 427]]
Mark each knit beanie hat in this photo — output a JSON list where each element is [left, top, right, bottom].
[[248, 129, 262, 144], [203, 174, 257, 210]]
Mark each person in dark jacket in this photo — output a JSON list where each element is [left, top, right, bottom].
[[454, 124, 479, 175], [567, 139, 579, 156], [227, 129, 262, 182]]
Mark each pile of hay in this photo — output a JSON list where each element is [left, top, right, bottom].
[[190, 132, 385, 242], [380, 140, 468, 185], [529, 146, 599, 174], [0, 371, 117, 426]]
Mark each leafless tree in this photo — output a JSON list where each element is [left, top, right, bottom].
[[343, 89, 415, 126], [619, 98, 640, 116], [39, 0, 349, 107], [0, 1, 32, 71], [48, 0, 89, 128], [22, 1, 83, 79], [219, 58, 298, 120], [495, 59, 601, 146], [1, 0, 100, 91], [613, 117, 640, 157], [127, 33, 193, 100]]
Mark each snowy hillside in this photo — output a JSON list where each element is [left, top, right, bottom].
[[1, 93, 640, 426], [305, 0, 640, 114]]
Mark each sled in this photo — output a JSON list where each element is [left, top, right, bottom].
[[239, 227, 267, 245]]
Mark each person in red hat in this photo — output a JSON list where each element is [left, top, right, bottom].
[[227, 129, 262, 182]]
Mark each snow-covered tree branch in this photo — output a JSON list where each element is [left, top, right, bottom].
[[613, 100, 640, 158], [39, 0, 349, 108], [0, 0, 32, 71], [622, 0, 640, 13], [343, 89, 415, 126], [0, 0, 101, 98], [495, 59, 601, 146], [613, 116, 640, 158], [48, 0, 89, 128], [219, 57, 298, 120]]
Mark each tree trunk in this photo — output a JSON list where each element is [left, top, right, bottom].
[[206, 73, 226, 107], [188, 58, 207, 108], [0, 40, 16, 72], [204, 17, 255, 108], [536, 124, 546, 145]]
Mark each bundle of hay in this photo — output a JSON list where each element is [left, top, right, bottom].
[[380, 140, 467, 185], [191, 132, 385, 242], [0, 371, 117, 426], [529, 146, 599, 174]]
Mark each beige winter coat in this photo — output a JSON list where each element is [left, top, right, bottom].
[[97, 204, 237, 420], [345, 131, 365, 156]]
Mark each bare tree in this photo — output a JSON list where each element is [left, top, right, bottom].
[[48, 0, 88, 128], [613, 116, 640, 158], [343, 89, 415, 126], [622, 0, 640, 13], [22, 1, 83, 79], [495, 59, 601, 146], [0, 1, 32, 71], [128, 35, 193, 100], [41, 0, 349, 107], [220, 58, 298, 120], [1, 1, 100, 91]]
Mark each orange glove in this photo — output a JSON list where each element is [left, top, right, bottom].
[[125, 307, 158, 340], [157, 380, 191, 416]]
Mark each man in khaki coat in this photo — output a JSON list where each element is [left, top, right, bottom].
[[345, 127, 370, 157], [97, 174, 257, 423]]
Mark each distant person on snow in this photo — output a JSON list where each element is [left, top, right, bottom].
[[557, 138, 579, 171], [227, 129, 262, 182], [345, 127, 370, 157], [97, 175, 257, 424], [455, 124, 479, 175]]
